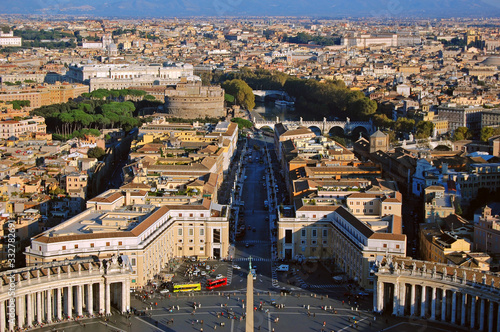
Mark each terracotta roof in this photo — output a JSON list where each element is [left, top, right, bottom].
[[87, 192, 123, 203], [369, 233, 406, 241], [297, 205, 339, 212], [131, 206, 170, 236]]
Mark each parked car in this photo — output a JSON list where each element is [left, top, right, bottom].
[[233, 265, 242, 270]]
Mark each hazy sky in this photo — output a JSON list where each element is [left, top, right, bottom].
[[4, 0, 500, 17]]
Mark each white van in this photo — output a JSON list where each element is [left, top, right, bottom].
[[276, 264, 289, 272]]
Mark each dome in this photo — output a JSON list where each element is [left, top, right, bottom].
[[480, 56, 500, 67]]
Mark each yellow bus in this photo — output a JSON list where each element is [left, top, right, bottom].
[[173, 283, 201, 292]]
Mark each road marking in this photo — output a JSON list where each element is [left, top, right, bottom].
[[268, 311, 271, 332], [337, 316, 367, 331], [134, 317, 163, 331], [231, 316, 234, 332]]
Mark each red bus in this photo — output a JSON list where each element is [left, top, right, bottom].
[[206, 277, 227, 290]]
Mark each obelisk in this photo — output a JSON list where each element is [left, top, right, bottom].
[[245, 256, 254, 331]]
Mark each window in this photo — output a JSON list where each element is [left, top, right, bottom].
[[106, 242, 110, 246], [189, 239, 193, 243], [74, 244, 78, 249], [131, 258, 136, 266], [301, 240, 306, 244], [178, 247, 182, 251], [179, 213, 182, 217], [200, 213, 204, 217], [118, 241, 122, 246], [178, 228, 183, 236], [311, 240, 317, 245], [62, 246, 66, 250], [189, 213, 193, 217], [369, 202, 373, 205], [200, 229, 204, 236], [383, 244, 387, 248], [322, 229, 328, 237], [396, 245, 400, 249], [213, 229, 221, 243], [189, 247, 193, 251], [312, 229, 317, 237], [90, 243, 94, 248], [188, 229, 194, 236], [301, 229, 306, 237], [200, 247, 204, 251], [285, 230, 293, 244]]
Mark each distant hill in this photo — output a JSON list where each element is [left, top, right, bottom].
[[4, 0, 500, 18]]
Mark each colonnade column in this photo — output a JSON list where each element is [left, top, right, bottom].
[[410, 284, 416, 316], [36, 291, 42, 324], [121, 281, 128, 313], [99, 282, 105, 315], [87, 283, 93, 316], [431, 287, 436, 320], [496, 304, 500, 332], [46, 289, 52, 323], [126, 279, 130, 312], [376, 281, 384, 312], [488, 301, 494, 332], [56, 288, 62, 320], [420, 286, 426, 318], [17, 294, 25, 327], [0, 300, 5, 332], [399, 282, 406, 316], [76, 285, 83, 317], [441, 289, 447, 321], [451, 291, 456, 324], [8, 298, 14, 332], [26, 293, 32, 327], [66, 285, 73, 318], [471, 296, 476, 329], [461, 293, 466, 326], [480, 298, 486, 332], [105, 282, 111, 315], [392, 282, 399, 316]]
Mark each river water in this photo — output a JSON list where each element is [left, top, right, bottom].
[[253, 101, 300, 122]]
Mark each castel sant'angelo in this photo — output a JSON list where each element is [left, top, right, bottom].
[[164, 80, 225, 118]]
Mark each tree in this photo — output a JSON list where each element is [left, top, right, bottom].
[[453, 127, 471, 141], [231, 117, 253, 129], [372, 114, 394, 129], [222, 79, 255, 110], [87, 147, 106, 160], [416, 121, 434, 139], [395, 117, 415, 133], [480, 127, 500, 142]]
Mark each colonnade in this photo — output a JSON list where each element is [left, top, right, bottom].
[[375, 257, 500, 332], [0, 256, 130, 331]]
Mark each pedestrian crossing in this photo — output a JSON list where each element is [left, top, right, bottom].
[[226, 265, 233, 285], [232, 257, 271, 262], [307, 284, 346, 289], [239, 240, 271, 244], [295, 276, 309, 289]]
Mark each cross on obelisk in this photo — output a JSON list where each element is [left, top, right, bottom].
[[245, 256, 254, 331]]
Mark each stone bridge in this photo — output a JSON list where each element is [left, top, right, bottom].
[[252, 90, 289, 102], [375, 256, 500, 332], [253, 117, 374, 135]]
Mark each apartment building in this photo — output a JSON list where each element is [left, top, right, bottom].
[[278, 203, 406, 289], [0, 31, 22, 47], [474, 205, 500, 255], [0, 116, 46, 139], [437, 104, 483, 132], [0, 83, 89, 109], [66, 63, 197, 91], [25, 189, 229, 286]]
